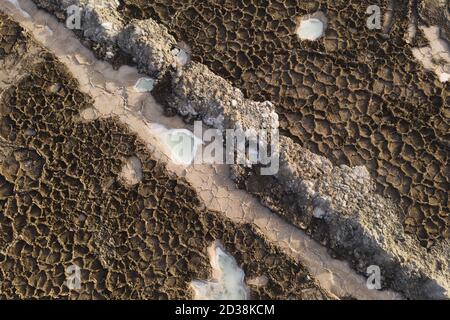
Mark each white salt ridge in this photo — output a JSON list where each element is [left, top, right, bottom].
[[149, 123, 202, 166], [297, 18, 325, 41], [191, 241, 249, 300], [6, 0, 31, 18], [134, 77, 154, 92]]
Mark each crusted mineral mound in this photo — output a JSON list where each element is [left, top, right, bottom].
[[0, 13, 330, 299]]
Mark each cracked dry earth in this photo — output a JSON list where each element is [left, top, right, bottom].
[[0, 13, 331, 299], [120, 0, 449, 247]]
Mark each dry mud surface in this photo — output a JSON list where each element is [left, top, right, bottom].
[[119, 0, 449, 247], [0, 12, 332, 299]]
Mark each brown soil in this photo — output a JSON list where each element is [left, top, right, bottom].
[[0, 13, 330, 299], [118, 0, 449, 247]]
